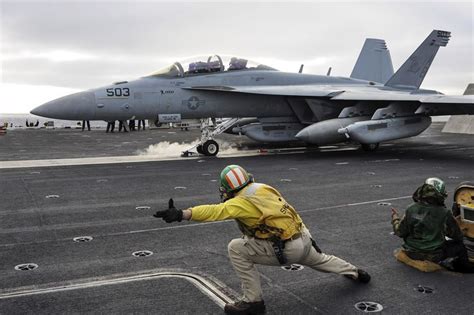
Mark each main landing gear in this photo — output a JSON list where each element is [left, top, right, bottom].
[[182, 118, 239, 157]]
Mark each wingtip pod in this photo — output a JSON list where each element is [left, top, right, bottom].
[[385, 29, 451, 90]]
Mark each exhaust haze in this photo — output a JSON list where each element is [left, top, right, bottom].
[[136, 140, 242, 157]]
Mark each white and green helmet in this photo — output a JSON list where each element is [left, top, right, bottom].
[[425, 177, 447, 197], [220, 165, 251, 192]]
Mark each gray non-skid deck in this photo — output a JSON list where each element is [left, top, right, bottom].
[[1, 123, 473, 314]]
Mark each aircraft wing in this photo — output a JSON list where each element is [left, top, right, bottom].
[[418, 95, 474, 104], [331, 91, 474, 105], [183, 84, 474, 116], [182, 85, 344, 97], [184, 85, 473, 105]]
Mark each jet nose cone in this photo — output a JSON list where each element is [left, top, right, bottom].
[[295, 129, 309, 142], [31, 91, 96, 120]]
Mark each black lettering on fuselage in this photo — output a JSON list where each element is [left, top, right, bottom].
[[106, 87, 130, 97]]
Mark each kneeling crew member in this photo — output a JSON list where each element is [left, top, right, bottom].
[[154, 165, 371, 315], [391, 177, 474, 273]]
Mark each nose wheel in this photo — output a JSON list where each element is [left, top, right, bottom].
[[196, 145, 203, 154], [182, 118, 239, 157], [202, 140, 219, 156], [192, 140, 219, 156]]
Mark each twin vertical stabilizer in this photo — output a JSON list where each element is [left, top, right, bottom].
[[385, 30, 451, 89], [350, 38, 394, 84]]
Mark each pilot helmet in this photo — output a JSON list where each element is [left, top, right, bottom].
[[219, 165, 253, 201], [425, 177, 447, 197]]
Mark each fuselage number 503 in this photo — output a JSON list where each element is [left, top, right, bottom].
[[106, 88, 130, 97]]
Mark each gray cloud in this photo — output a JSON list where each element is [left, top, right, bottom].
[[1, 1, 473, 93]]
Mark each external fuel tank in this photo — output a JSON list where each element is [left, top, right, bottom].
[[295, 117, 370, 145], [337, 115, 431, 144]]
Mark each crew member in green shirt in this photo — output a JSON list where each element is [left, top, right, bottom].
[[391, 177, 474, 273]]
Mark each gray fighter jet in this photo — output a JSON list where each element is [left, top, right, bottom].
[[31, 30, 474, 156]]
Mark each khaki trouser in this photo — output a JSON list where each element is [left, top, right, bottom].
[[227, 228, 358, 302]]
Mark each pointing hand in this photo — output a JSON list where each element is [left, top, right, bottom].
[[153, 198, 183, 223]]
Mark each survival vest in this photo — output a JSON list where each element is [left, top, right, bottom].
[[235, 183, 303, 240]]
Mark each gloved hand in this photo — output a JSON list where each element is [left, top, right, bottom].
[[153, 198, 183, 223]]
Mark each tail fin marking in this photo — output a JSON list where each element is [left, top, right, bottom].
[[385, 30, 451, 89]]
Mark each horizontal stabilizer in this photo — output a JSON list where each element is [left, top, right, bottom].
[[350, 38, 394, 84], [385, 30, 451, 89]]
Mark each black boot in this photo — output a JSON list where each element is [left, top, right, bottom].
[[224, 300, 266, 315], [356, 269, 371, 283], [345, 269, 371, 283]]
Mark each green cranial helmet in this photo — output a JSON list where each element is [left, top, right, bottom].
[[425, 177, 447, 197], [219, 165, 252, 193]]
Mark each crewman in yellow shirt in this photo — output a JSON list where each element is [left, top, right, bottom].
[[154, 165, 370, 315]]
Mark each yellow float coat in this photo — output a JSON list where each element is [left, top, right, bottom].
[[191, 183, 303, 240]]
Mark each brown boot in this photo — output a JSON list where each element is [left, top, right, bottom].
[[224, 300, 266, 314]]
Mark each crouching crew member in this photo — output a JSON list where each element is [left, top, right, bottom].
[[154, 165, 370, 315], [391, 177, 474, 273]]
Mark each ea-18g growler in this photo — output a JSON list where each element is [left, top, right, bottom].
[[31, 30, 474, 156]]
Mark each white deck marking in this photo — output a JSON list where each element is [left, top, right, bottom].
[[1, 145, 367, 169], [298, 196, 411, 214], [346, 196, 410, 206], [0, 271, 235, 308], [0, 195, 412, 247], [0, 155, 196, 169], [368, 159, 400, 163], [0, 151, 260, 169]]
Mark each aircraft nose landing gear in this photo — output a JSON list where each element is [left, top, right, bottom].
[[196, 145, 203, 155], [202, 140, 219, 156], [195, 140, 219, 156], [181, 118, 238, 157]]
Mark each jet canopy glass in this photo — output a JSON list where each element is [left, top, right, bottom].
[[149, 55, 277, 78]]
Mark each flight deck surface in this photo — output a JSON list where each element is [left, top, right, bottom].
[[0, 123, 473, 314]]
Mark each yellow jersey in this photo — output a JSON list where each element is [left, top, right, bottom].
[[191, 183, 303, 240]]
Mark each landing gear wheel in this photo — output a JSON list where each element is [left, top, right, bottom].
[[196, 145, 203, 154], [361, 143, 379, 152], [202, 140, 219, 156]]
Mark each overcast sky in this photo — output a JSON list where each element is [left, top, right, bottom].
[[1, 0, 473, 114]]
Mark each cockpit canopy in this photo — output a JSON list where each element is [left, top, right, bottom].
[[149, 55, 277, 78]]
